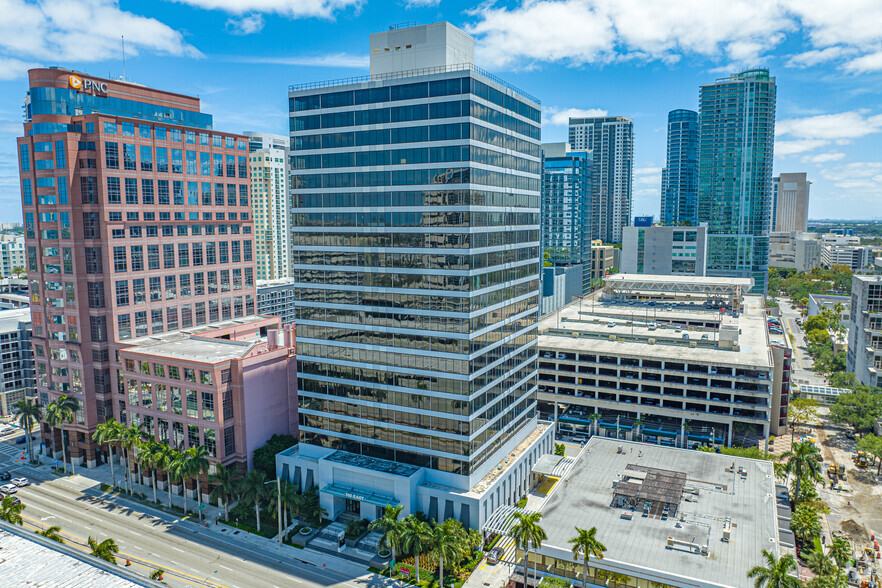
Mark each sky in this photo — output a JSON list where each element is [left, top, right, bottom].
[[1, 0, 882, 223]]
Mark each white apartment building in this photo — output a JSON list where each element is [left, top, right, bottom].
[[537, 276, 791, 447], [769, 231, 822, 273], [0, 308, 35, 416], [249, 147, 291, 280], [0, 235, 25, 277], [847, 275, 882, 386], [821, 233, 875, 271]]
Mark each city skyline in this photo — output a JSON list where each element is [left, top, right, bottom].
[[0, 2, 880, 221]]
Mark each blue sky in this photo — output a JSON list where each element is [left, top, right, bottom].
[[1, 0, 882, 222]]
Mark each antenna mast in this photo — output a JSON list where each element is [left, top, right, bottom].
[[121, 36, 126, 81]]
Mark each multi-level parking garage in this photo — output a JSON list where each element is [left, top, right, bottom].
[[538, 279, 791, 448]]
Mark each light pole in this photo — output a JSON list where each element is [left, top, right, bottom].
[[526, 539, 532, 588], [264, 477, 282, 546]]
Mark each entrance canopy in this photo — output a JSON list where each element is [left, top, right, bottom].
[[482, 505, 537, 537], [321, 483, 399, 507]]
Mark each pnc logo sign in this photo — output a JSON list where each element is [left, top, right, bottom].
[[69, 74, 108, 94]]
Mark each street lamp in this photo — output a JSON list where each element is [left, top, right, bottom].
[[264, 477, 282, 546], [526, 539, 532, 588]]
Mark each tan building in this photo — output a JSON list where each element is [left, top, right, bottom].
[[589, 239, 615, 280], [248, 144, 290, 280], [772, 173, 810, 232]]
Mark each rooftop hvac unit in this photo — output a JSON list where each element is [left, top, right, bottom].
[[648, 338, 656, 344], [609, 335, 616, 341], [690, 342, 698, 348]]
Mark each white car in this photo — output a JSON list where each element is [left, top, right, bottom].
[[0, 484, 17, 494], [11, 477, 28, 487]]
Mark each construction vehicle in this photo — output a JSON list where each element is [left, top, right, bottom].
[[854, 452, 870, 468], [829, 464, 840, 480]]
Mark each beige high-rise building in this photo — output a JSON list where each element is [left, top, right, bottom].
[[249, 146, 290, 280], [772, 173, 810, 232]]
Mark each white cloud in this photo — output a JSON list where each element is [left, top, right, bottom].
[[0, 0, 200, 77], [169, 0, 360, 18], [844, 51, 882, 73], [405, 0, 440, 6], [775, 140, 829, 156], [226, 13, 264, 35], [230, 53, 369, 68], [777, 110, 882, 141], [542, 106, 608, 126], [634, 166, 662, 187], [465, 0, 882, 71], [801, 152, 846, 164], [786, 46, 853, 68]]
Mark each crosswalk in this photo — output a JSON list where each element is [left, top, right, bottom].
[[0, 440, 30, 466]]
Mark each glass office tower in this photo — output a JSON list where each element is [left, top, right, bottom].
[[697, 69, 776, 295], [661, 109, 698, 226], [289, 23, 542, 488], [541, 144, 592, 293]]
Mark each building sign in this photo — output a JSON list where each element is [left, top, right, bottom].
[[344, 491, 368, 502], [69, 75, 108, 94], [634, 216, 653, 227]]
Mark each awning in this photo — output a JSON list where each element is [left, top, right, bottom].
[[321, 483, 399, 507], [532, 454, 565, 477]]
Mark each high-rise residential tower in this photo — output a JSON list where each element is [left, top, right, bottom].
[[660, 109, 698, 225], [541, 142, 592, 293], [246, 136, 291, 280], [568, 116, 633, 243], [17, 68, 296, 470], [772, 173, 810, 233], [281, 22, 552, 528], [697, 69, 776, 294]]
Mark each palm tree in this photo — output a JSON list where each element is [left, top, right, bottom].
[[273, 479, 299, 534], [368, 504, 406, 564], [208, 463, 240, 521], [14, 400, 41, 463], [828, 537, 853, 588], [588, 413, 602, 436], [88, 536, 120, 564], [431, 518, 466, 588], [805, 549, 835, 577], [510, 511, 547, 586], [747, 549, 801, 588], [153, 444, 177, 510], [93, 419, 123, 491], [168, 450, 190, 514], [632, 416, 644, 441], [0, 494, 24, 525], [45, 395, 78, 474], [185, 445, 210, 521], [237, 470, 268, 532], [781, 440, 822, 504], [569, 526, 607, 588], [37, 525, 64, 543], [138, 442, 161, 504], [121, 423, 147, 496], [400, 515, 432, 583]]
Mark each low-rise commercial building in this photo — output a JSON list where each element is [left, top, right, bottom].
[[257, 278, 296, 325], [808, 294, 850, 322], [822, 242, 875, 271], [0, 308, 35, 417], [590, 240, 616, 281], [496, 437, 784, 588], [537, 276, 790, 447], [769, 232, 821, 273], [621, 224, 707, 276], [847, 275, 882, 386], [540, 265, 583, 316], [118, 316, 296, 498]]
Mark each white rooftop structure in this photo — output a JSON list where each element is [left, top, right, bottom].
[[369, 22, 474, 76]]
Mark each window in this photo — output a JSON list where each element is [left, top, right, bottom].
[[125, 178, 138, 204], [113, 247, 127, 272], [19, 144, 29, 171], [200, 371, 212, 385], [123, 144, 136, 170], [90, 316, 107, 342], [149, 276, 161, 301], [186, 150, 197, 174], [105, 142, 119, 169], [115, 280, 129, 306], [121, 122, 134, 137], [171, 386, 182, 415], [133, 278, 146, 304], [163, 244, 175, 269], [178, 243, 189, 267], [22, 178, 32, 205], [186, 389, 198, 418], [158, 179, 169, 205], [80, 177, 97, 203], [140, 145, 153, 172], [85, 247, 102, 273], [223, 425, 235, 455], [139, 124, 151, 139], [117, 313, 131, 340], [201, 391, 214, 421], [165, 275, 177, 299], [104, 122, 117, 134], [104, 177, 121, 204], [130, 245, 143, 271], [55, 140, 66, 169]]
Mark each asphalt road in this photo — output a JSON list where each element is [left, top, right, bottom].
[[3, 447, 384, 588], [776, 299, 826, 387]]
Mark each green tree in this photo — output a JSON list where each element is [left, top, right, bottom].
[[237, 470, 268, 533], [45, 395, 79, 475], [569, 526, 607, 588], [804, 315, 828, 332], [271, 479, 299, 533], [185, 445, 211, 521], [805, 549, 835, 577], [154, 444, 178, 511], [431, 518, 467, 588], [510, 511, 547, 587], [828, 372, 857, 388], [208, 464, 241, 522], [829, 537, 852, 588], [788, 398, 819, 444], [121, 423, 148, 496], [830, 387, 882, 436], [747, 549, 801, 588], [368, 504, 406, 564], [790, 503, 822, 543], [93, 419, 123, 491], [14, 400, 42, 463], [251, 434, 297, 478], [37, 525, 64, 543], [554, 443, 566, 456], [168, 450, 190, 514], [88, 536, 119, 564], [781, 440, 822, 504], [0, 494, 24, 525], [857, 434, 882, 473], [808, 329, 831, 347], [138, 441, 161, 504], [400, 515, 432, 583], [301, 485, 326, 525]]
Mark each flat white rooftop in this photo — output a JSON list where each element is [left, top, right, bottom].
[[539, 437, 779, 588]]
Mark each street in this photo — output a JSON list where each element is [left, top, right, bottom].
[[2, 436, 386, 588], [776, 299, 826, 387]]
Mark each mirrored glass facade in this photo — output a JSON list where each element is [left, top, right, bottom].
[[697, 69, 776, 295], [661, 109, 698, 226], [290, 71, 541, 481]]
